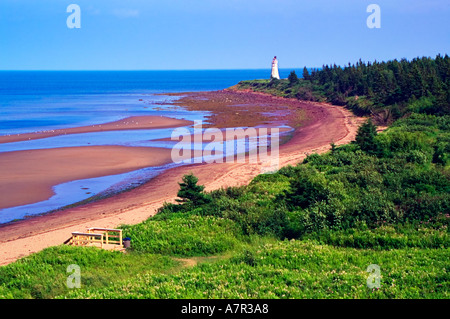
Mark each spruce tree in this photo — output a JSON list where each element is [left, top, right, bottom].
[[288, 70, 299, 85], [355, 118, 380, 155], [176, 173, 211, 206], [302, 67, 310, 81]]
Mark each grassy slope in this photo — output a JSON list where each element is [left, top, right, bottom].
[[62, 239, 449, 299]]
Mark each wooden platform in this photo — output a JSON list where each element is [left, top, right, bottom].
[[66, 227, 125, 251]]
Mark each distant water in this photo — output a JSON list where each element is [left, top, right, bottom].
[[0, 69, 294, 135], [0, 69, 293, 224]]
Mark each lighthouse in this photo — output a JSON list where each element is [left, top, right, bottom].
[[271, 56, 280, 79]]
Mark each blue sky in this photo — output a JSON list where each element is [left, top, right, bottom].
[[1, 0, 449, 70]]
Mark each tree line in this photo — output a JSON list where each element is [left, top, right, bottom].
[[303, 54, 450, 118], [239, 54, 450, 123]]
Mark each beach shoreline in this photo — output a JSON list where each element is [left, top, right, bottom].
[[0, 90, 366, 266], [0, 115, 193, 144], [0, 114, 195, 213], [0, 145, 175, 210]]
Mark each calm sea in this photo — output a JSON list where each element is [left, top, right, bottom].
[[0, 70, 294, 134], [0, 69, 294, 223]]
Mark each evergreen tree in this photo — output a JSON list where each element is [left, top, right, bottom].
[[288, 70, 299, 85], [355, 119, 379, 155], [176, 173, 211, 206], [302, 67, 310, 81]]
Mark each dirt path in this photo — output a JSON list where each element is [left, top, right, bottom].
[[0, 90, 365, 266]]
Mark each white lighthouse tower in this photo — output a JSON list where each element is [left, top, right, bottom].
[[271, 56, 280, 79]]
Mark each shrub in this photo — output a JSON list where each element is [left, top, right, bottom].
[[122, 215, 241, 257], [402, 193, 450, 221], [349, 189, 397, 226], [296, 86, 316, 101], [283, 166, 329, 209]]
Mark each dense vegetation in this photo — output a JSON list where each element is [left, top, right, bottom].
[[62, 241, 449, 299], [1, 113, 448, 299], [0, 56, 448, 299], [236, 55, 450, 124], [129, 114, 449, 250]]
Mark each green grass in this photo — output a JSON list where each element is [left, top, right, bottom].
[[302, 221, 449, 249], [235, 78, 326, 102], [1, 216, 448, 299], [121, 214, 244, 257], [59, 239, 449, 299], [0, 245, 179, 299]]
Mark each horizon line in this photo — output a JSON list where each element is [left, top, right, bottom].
[[0, 68, 313, 72]]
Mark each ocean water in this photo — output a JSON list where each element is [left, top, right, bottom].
[[0, 69, 293, 224], [0, 69, 294, 134]]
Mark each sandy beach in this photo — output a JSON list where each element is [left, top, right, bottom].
[[0, 145, 174, 210], [0, 90, 366, 266], [0, 116, 193, 144]]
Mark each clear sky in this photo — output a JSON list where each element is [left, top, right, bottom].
[[1, 0, 449, 70]]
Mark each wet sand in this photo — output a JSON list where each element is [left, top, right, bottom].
[[0, 90, 366, 266], [0, 116, 193, 144], [0, 146, 174, 210]]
